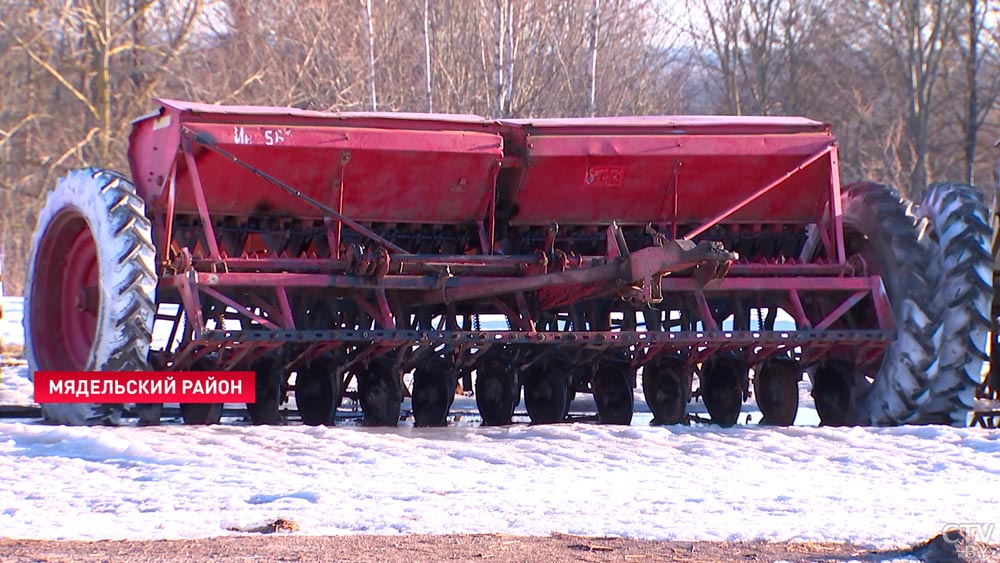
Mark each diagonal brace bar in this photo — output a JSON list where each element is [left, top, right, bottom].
[[683, 144, 834, 241], [182, 127, 409, 255]]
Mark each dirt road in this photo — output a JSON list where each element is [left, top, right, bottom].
[[2, 532, 995, 563]]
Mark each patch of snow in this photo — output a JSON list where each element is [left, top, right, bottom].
[[0, 365, 34, 407], [0, 297, 32, 407], [0, 296, 23, 347], [5, 297, 996, 549], [0, 421, 997, 547]]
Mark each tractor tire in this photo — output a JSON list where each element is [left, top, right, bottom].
[[915, 183, 992, 425], [988, 176, 1000, 402], [840, 182, 938, 425], [25, 169, 156, 425]]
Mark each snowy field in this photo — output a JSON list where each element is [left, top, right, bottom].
[[1, 296, 999, 550]]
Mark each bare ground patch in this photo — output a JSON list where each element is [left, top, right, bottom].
[[2, 532, 996, 563]]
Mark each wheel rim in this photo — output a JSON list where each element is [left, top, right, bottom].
[[31, 210, 99, 371]]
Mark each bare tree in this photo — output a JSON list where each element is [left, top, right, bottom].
[[851, 0, 960, 196], [588, 0, 600, 116], [483, 0, 515, 118], [0, 0, 202, 293], [3, 0, 998, 294], [949, 0, 998, 185], [362, 0, 378, 111], [738, 0, 780, 114], [423, 0, 434, 112], [690, 0, 745, 114]]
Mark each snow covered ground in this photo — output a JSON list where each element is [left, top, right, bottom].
[[1, 296, 999, 550]]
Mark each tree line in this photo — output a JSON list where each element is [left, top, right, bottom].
[[1, 0, 998, 294]]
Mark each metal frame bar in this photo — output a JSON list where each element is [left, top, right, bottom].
[[199, 285, 281, 330], [813, 290, 869, 331], [786, 289, 812, 329], [200, 327, 894, 347], [183, 127, 409, 255], [683, 144, 834, 241], [182, 145, 222, 260], [161, 272, 884, 296], [247, 292, 284, 326], [161, 159, 178, 265], [827, 145, 846, 264]]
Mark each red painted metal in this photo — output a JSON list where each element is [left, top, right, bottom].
[[62, 228, 100, 363], [182, 145, 222, 260], [129, 101, 502, 225], [828, 145, 847, 264], [496, 118, 834, 227], [682, 145, 833, 240], [198, 285, 282, 330], [123, 100, 895, 376], [30, 211, 99, 371]]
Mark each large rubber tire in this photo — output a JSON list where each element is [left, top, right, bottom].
[[25, 169, 156, 425], [834, 183, 937, 425], [989, 177, 1000, 402], [915, 183, 992, 425]]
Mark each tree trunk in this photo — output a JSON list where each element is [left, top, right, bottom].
[[423, 0, 434, 113], [588, 0, 600, 117], [362, 0, 378, 111]]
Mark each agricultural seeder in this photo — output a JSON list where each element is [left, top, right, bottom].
[[24, 100, 996, 427]]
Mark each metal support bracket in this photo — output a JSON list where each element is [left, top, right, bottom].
[[626, 240, 739, 304]]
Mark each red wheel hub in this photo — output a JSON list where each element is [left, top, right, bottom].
[[31, 210, 99, 371]]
